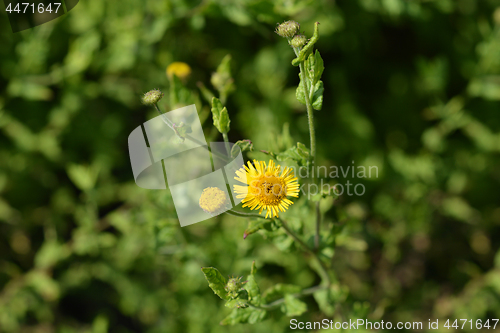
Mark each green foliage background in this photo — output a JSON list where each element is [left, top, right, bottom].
[[1, 0, 500, 332]]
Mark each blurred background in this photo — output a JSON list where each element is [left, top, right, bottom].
[[1, 0, 500, 332]]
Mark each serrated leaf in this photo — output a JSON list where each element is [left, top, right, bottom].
[[201, 267, 228, 300], [244, 262, 261, 306], [220, 307, 267, 325], [231, 140, 253, 158], [281, 294, 307, 316]]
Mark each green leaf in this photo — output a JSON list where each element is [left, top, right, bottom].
[[173, 122, 192, 141], [211, 97, 223, 128], [281, 294, 307, 316], [170, 74, 197, 109], [313, 285, 349, 316], [311, 80, 324, 110], [262, 283, 302, 303], [225, 299, 248, 309], [201, 267, 228, 300], [211, 54, 235, 99], [303, 50, 324, 86], [225, 290, 249, 309], [244, 261, 261, 306], [197, 81, 215, 104], [231, 139, 254, 158], [276, 142, 311, 167], [296, 78, 306, 105], [220, 307, 266, 325], [243, 218, 282, 239], [67, 163, 100, 191], [296, 77, 324, 110], [219, 107, 230, 133], [211, 97, 230, 133], [313, 50, 325, 86]]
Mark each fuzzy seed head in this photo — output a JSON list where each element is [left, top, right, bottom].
[[290, 34, 307, 48], [141, 89, 164, 105], [275, 20, 300, 38], [199, 187, 229, 216]]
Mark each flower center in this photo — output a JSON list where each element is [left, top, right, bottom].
[[199, 187, 227, 214], [250, 176, 286, 205]]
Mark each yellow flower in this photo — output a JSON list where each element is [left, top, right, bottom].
[[199, 187, 229, 215], [166, 62, 192, 81], [234, 160, 300, 218]]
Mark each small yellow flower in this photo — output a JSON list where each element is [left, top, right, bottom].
[[166, 62, 192, 81], [234, 160, 300, 219], [199, 187, 229, 215]]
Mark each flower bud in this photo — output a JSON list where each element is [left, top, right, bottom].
[[225, 276, 246, 298], [199, 187, 229, 216], [275, 20, 300, 38], [290, 34, 307, 48], [141, 89, 164, 105]]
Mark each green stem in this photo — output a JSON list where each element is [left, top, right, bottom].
[[314, 201, 321, 251], [225, 210, 265, 219], [225, 209, 331, 286], [280, 219, 331, 287], [222, 132, 231, 157], [153, 104, 230, 163], [293, 47, 321, 259], [249, 284, 327, 310], [298, 61, 316, 180]]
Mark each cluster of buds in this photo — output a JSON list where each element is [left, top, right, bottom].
[[275, 20, 308, 48], [225, 276, 246, 299]]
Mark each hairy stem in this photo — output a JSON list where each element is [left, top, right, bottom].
[[293, 46, 321, 260]]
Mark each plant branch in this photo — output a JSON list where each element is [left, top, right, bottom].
[[249, 284, 327, 310], [225, 210, 266, 219], [314, 201, 320, 251], [280, 219, 331, 287], [153, 103, 230, 162]]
